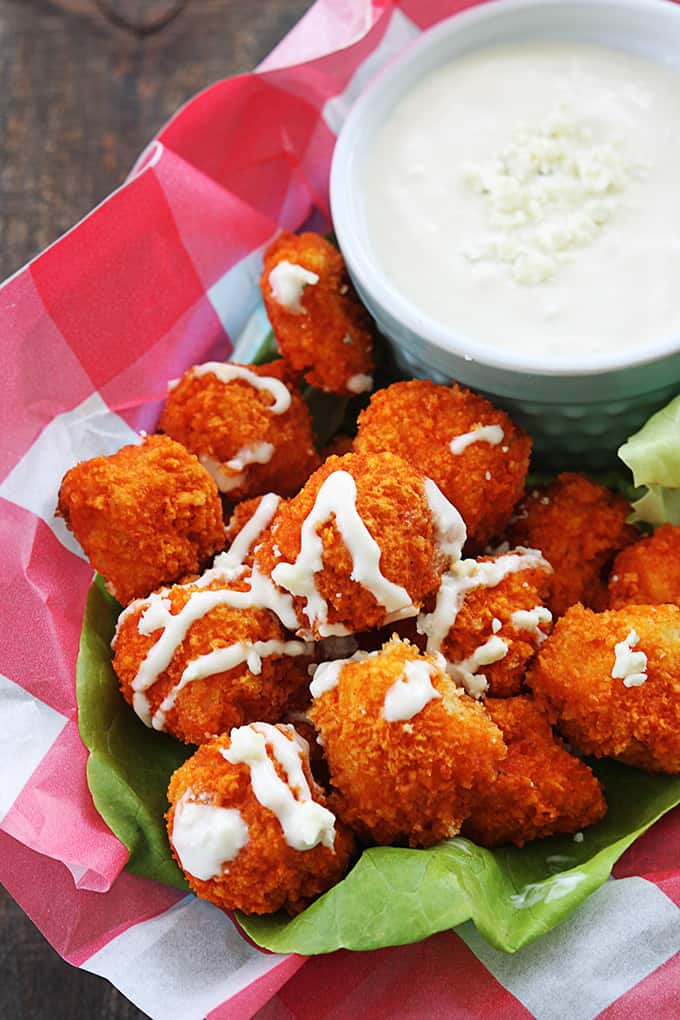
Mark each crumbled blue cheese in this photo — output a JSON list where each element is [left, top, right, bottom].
[[611, 629, 648, 688], [462, 105, 647, 285]]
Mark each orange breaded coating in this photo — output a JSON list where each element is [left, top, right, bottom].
[[256, 451, 453, 638], [419, 551, 553, 698], [309, 637, 507, 847], [609, 524, 680, 609], [527, 604, 680, 773], [167, 725, 355, 915], [260, 231, 374, 396], [113, 578, 311, 745], [354, 380, 531, 549], [57, 434, 225, 606], [159, 360, 319, 502], [507, 473, 639, 617], [462, 696, 606, 847]]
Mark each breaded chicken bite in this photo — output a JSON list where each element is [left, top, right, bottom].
[[57, 434, 225, 606], [256, 451, 467, 639], [260, 231, 374, 396], [527, 604, 680, 773], [309, 637, 506, 847], [608, 524, 680, 609], [159, 360, 319, 501], [507, 473, 638, 617], [113, 577, 312, 744], [167, 724, 355, 914], [417, 549, 553, 698], [355, 380, 531, 549], [462, 696, 606, 847]]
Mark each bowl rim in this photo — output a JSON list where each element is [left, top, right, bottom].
[[330, 0, 680, 379]]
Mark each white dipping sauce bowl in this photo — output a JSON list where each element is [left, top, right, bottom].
[[330, 0, 680, 467]]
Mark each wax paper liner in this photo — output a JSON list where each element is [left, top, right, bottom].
[[0, 1, 678, 1017]]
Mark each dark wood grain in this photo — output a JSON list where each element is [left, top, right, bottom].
[[0, 3, 313, 1016], [0, 0, 314, 281]]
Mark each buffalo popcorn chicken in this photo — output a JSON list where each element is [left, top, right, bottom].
[[159, 359, 320, 501], [608, 523, 680, 608], [507, 472, 638, 616], [354, 379, 532, 549], [113, 575, 313, 746], [528, 603, 680, 773], [309, 636, 507, 847], [417, 549, 553, 698], [255, 450, 466, 638], [462, 696, 606, 848], [167, 724, 355, 914], [57, 434, 225, 606], [260, 231, 375, 396]]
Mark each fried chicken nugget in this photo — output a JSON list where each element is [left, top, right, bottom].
[[260, 231, 374, 396], [159, 360, 319, 501], [417, 550, 553, 698], [113, 577, 312, 745], [507, 473, 639, 617], [527, 604, 680, 773], [355, 380, 531, 549], [309, 637, 507, 847], [462, 696, 606, 847], [256, 451, 466, 638], [167, 723, 355, 915], [57, 434, 225, 606], [609, 524, 680, 609]]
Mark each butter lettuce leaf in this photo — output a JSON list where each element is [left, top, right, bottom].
[[76, 578, 680, 952], [619, 393, 680, 488]]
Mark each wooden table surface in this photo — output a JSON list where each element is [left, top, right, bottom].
[[0, 2, 313, 1017]]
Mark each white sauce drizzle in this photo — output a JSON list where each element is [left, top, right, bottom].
[[346, 373, 373, 394], [223, 493, 280, 577], [190, 362, 291, 413], [446, 635, 509, 698], [268, 261, 319, 313], [271, 470, 414, 636], [171, 790, 249, 880], [449, 424, 505, 455], [199, 454, 245, 493], [423, 477, 467, 562], [510, 605, 553, 643], [417, 548, 551, 656], [309, 650, 373, 698], [226, 442, 275, 472], [153, 637, 311, 731], [611, 629, 648, 688], [223, 723, 336, 851], [382, 659, 442, 722]]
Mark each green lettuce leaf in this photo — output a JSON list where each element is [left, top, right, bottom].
[[619, 393, 680, 488], [76, 578, 680, 952], [618, 394, 680, 525]]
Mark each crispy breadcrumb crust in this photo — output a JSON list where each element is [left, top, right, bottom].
[[439, 561, 553, 697], [113, 578, 311, 744], [309, 637, 507, 847], [166, 727, 355, 914], [507, 473, 638, 617], [57, 434, 225, 606], [260, 231, 374, 395], [608, 524, 680, 609], [355, 380, 531, 549], [256, 452, 445, 637], [527, 603, 680, 772], [462, 696, 606, 847], [159, 360, 319, 501]]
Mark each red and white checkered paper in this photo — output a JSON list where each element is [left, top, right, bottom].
[[0, 1, 678, 1017]]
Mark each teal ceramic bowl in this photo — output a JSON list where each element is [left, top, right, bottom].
[[330, 0, 680, 467]]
